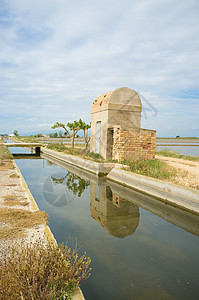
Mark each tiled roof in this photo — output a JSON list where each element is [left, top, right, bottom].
[[92, 90, 115, 108]]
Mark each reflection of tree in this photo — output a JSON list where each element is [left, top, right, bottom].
[[51, 172, 90, 197]]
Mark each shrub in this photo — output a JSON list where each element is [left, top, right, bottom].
[[0, 239, 91, 300]]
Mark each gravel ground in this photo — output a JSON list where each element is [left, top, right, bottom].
[[156, 155, 199, 190]]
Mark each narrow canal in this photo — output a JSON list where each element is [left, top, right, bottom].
[[9, 146, 199, 300]]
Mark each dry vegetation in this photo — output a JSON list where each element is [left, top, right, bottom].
[[0, 239, 91, 300], [0, 208, 48, 240]]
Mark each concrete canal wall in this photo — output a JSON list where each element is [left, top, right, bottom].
[[42, 148, 125, 175], [107, 168, 199, 215], [42, 148, 199, 215]]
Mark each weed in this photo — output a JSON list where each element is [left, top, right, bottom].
[[10, 174, 20, 178], [0, 239, 91, 299]]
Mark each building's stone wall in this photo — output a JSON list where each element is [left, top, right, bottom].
[[112, 127, 156, 162]]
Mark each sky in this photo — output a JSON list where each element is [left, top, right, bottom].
[[0, 0, 199, 137]]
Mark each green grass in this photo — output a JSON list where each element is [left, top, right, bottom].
[[156, 149, 199, 162], [46, 143, 105, 162], [85, 152, 104, 161], [121, 158, 175, 180]]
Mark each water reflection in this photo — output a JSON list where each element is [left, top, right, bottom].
[[14, 155, 199, 300], [42, 171, 90, 207], [90, 179, 139, 238], [42, 153, 199, 238]]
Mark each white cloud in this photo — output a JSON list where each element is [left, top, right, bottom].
[[0, 0, 199, 136]]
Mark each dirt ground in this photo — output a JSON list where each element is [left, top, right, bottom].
[[156, 155, 199, 190], [0, 159, 48, 259]]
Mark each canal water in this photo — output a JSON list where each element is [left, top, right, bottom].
[[156, 145, 199, 156], [8, 146, 199, 300]]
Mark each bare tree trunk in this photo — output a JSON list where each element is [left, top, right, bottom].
[[71, 135, 75, 149], [83, 130, 87, 149]]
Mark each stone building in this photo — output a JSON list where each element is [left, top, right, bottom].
[[90, 87, 156, 162]]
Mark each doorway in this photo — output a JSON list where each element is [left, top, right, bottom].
[[95, 121, 101, 153], [107, 128, 114, 159]]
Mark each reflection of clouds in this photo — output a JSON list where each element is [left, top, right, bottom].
[[42, 172, 76, 207], [42, 171, 90, 207], [90, 182, 139, 238]]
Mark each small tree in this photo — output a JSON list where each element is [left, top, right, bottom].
[[67, 120, 80, 149], [52, 119, 90, 149], [13, 130, 19, 137], [79, 119, 91, 149], [50, 132, 58, 138], [59, 131, 63, 138], [51, 122, 70, 136], [35, 133, 43, 137]]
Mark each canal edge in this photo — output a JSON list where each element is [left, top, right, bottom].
[[13, 159, 86, 300], [41, 148, 199, 216]]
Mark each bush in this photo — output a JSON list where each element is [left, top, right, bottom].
[[0, 239, 91, 300]]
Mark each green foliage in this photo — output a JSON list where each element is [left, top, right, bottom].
[[52, 122, 70, 136], [13, 130, 19, 137], [78, 119, 91, 149], [121, 159, 174, 179], [156, 149, 199, 161], [52, 119, 91, 149], [51, 172, 90, 197], [0, 239, 91, 300], [50, 132, 58, 138], [35, 133, 43, 137], [59, 131, 63, 138]]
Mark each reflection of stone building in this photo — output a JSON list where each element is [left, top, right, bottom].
[[90, 180, 139, 238], [90, 87, 156, 162]]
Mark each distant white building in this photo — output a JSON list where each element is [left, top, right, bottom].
[[9, 134, 15, 137]]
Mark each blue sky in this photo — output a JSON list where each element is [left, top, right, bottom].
[[0, 0, 198, 137]]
